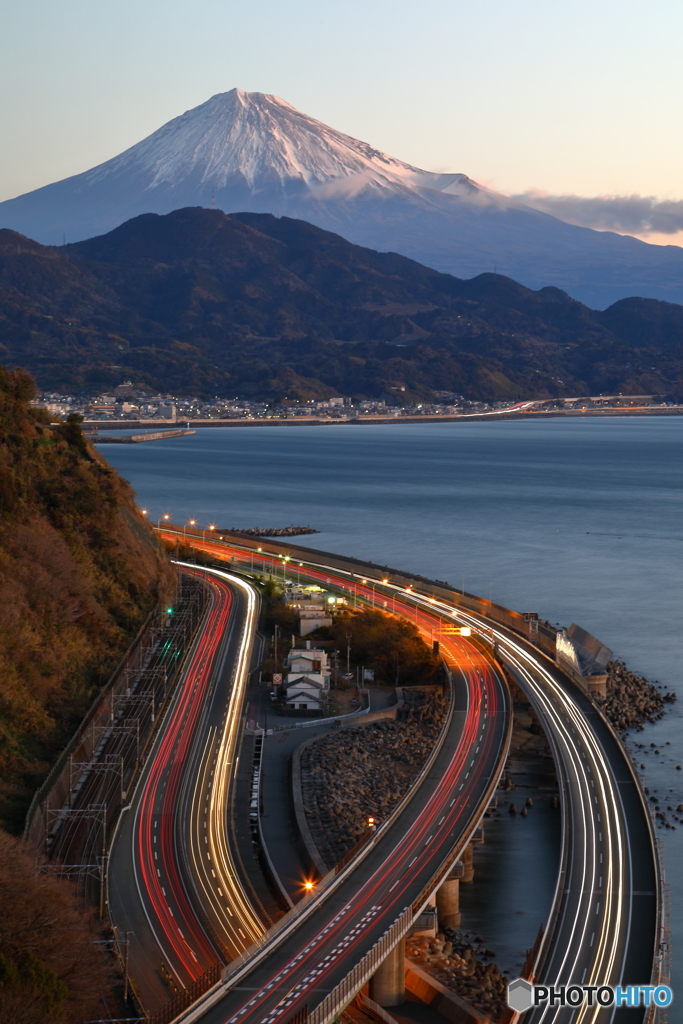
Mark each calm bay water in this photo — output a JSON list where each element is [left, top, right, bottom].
[[101, 418, 683, 985]]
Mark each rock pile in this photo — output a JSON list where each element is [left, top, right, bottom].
[[222, 525, 319, 536], [596, 660, 676, 732], [406, 932, 508, 1021], [300, 692, 447, 867]]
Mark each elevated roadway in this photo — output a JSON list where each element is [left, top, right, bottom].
[[162, 529, 660, 1024], [176, 628, 510, 1024]]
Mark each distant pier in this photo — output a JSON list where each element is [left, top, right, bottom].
[[92, 428, 196, 443]]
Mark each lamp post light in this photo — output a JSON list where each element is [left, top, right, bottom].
[[257, 547, 262, 574], [158, 513, 170, 529]]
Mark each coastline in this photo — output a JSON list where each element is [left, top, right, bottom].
[[85, 406, 683, 432]]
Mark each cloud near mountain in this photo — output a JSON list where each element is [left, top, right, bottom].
[[514, 191, 683, 237]]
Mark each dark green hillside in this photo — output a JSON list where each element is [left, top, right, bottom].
[[0, 367, 174, 829], [1, 207, 683, 400]]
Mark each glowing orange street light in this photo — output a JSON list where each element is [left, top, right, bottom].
[[140, 509, 148, 516], [303, 881, 315, 892]]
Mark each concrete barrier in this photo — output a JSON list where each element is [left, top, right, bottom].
[[405, 963, 493, 1024]]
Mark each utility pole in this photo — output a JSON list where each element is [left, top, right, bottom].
[[346, 632, 352, 680], [123, 932, 131, 1004], [274, 624, 280, 667]]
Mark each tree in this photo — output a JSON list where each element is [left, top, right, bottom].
[[328, 609, 440, 685], [0, 830, 113, 1023]]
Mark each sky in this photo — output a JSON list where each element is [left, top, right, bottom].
[[2, 0, 683, 244]]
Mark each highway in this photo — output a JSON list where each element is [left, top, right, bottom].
[[108, 565, 264, 1011], [133, 536, 509, 1024], [178, 636, 510, 1024], [496, 641, 657, 1024], [162, 531, 658, 1024]]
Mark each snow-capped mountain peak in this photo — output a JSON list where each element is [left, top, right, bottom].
[[88, 88, 479, 198]]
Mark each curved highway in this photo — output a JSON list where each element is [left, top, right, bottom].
[[179, 637, 509, 1024], [163, 530, 658, 1024], [108, 565, 263, 1011]]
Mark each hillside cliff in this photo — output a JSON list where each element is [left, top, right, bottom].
[[0, 367, 173, 830]]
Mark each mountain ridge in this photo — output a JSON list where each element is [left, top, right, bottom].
[[1, 207, 682, 402], [2, 90, 683, 308]]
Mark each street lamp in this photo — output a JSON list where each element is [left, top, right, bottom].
[[140, 509, 148, 517], [158, 512, 170, 528]]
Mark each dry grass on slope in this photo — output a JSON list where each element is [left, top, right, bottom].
[[0, 367, 175, 831]]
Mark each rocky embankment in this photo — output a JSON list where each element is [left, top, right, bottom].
[[406, 931, 508, 1021], [220, 525, 319, 536], [596, 660, 676, 733], [300, 691, 447, 868]]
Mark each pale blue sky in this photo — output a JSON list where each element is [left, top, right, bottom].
[[2, 0, 682, 241]]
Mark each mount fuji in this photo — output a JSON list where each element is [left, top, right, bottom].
[[2, 88, 683, 308]]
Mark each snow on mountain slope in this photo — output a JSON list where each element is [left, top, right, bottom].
[[1, 88, 683, 308], [92, 89, 440, 193]]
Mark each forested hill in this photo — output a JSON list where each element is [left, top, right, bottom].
[[0, 367, 174, 831], [1, 207, 683, 401]]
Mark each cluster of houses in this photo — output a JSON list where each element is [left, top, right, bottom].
[[283, 585, 347, 636]]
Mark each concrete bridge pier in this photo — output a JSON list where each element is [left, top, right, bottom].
[[436, 875, 461, 929], [369, 937, 406, 1006], [461, 843, 474, 883]]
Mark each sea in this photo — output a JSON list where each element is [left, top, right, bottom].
[[100, 417, 682, 989]]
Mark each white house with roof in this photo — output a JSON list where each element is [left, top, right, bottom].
[[283, 644, 330, 714]]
